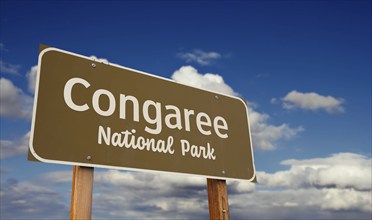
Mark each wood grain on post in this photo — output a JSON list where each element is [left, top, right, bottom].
[[70, 166, 94, 220], [207, 178, 230, 220]]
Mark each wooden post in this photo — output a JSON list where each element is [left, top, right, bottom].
[[207, 178, 230, 220], [70, 166, 94, 220]]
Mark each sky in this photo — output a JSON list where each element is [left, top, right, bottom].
[[0, 0, 371, 219]]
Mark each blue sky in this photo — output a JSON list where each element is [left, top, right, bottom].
[[1, 0, 371, 219]]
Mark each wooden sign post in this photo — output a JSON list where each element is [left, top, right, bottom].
[[70, 166, 94, 220], [207, 178, 230, 220]]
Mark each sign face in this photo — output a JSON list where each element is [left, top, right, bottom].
[[29, 46, 256, 181]]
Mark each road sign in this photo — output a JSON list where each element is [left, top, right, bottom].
[[29, 46, 256, 181]]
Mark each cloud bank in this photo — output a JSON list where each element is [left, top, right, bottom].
[[13, 152, 368, 219]]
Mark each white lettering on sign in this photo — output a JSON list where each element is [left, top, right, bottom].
[[213, 116, 228, 139], [63, 77, 90, 112], [98, 126, 175, 154], [92, 89, 116, 116], [119, 95, 139, 122], [165, 105, 183, 130], [180, 139, 216, 160], [143, 100, 162, 135], [196, 112, 212, 136], [63, 77, 229, 139]]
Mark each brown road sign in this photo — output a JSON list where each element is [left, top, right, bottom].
[[29, 46, 256, 181]]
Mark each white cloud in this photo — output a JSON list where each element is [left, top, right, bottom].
[[228, 180, 256, 194], [258, 153, 372, 191], [172, 66, 237, 96], [248, 108, 303, 150], [0, 132, 30, 159], [230, 188, 371, 219], [321, 188, 371, 212], [95, 170, 206, 189], [172, 66, 302, 150], [0, 78, 33, 119], [44, 169, 206, 191], [0, 60, 21, 75], [231, 153, 372, 217], [178, 50, 221, 66], [281, 90, 345, 113], [26, 65, 38, 94]]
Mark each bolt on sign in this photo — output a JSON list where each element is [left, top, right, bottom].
[[29, 46, 256, 181]]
